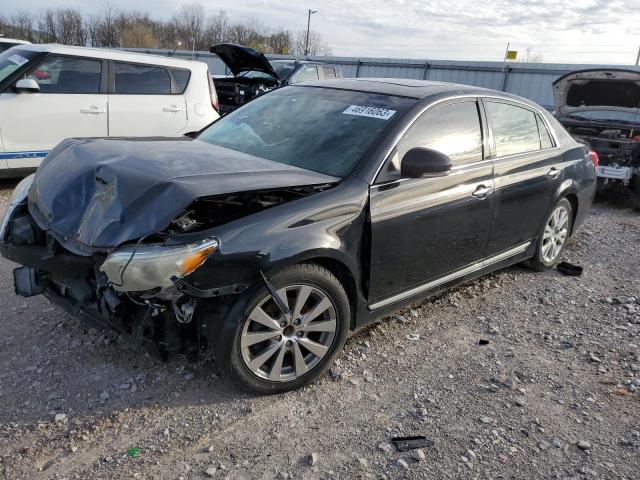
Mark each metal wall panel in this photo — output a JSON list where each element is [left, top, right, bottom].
[[127, 48, 640, 108]]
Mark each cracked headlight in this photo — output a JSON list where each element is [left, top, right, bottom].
[[100, 238, 219, 292], [1, 173, 35, 241]]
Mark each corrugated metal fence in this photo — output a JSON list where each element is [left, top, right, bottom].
[[127, 48, 640, 108]]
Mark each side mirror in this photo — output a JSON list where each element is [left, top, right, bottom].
[[401, 147, 452, 178], [15, 78, 40, 93]]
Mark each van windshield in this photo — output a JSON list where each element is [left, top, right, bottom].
[[0, 48, 39, 83]]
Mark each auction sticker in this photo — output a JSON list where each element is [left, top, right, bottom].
[[343, 105, 396, 120], [8, 54, 29, 66]]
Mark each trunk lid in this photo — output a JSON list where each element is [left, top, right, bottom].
[[28, 137, 338, 254], [210, 43, 278, 80], [553, 68, 640, 117]]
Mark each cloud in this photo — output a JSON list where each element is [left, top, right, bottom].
[[5, 0, 638, 63]]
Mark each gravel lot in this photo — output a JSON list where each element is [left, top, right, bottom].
[[0, 179, 639, 480]]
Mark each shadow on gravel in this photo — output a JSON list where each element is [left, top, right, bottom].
[[0, 178, 20, 191], [595, 185, 640, 212], [0, 293, 250, 425]]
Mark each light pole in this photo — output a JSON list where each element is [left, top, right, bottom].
[[304, 9, 317, 56]]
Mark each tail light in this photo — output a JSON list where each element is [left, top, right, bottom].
[[207, 72, 219, 112], [588, 149, 599, 168]]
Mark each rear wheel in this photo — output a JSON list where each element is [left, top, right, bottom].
[[526, 198, 573, 271], [225, 263, 350, 394]]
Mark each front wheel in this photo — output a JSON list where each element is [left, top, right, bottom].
[[225, 263, 350, 394], [526, 198, 573, 271]]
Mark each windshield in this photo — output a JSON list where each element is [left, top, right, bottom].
[[271, 61, 296, 80], [197, 86, 415, 177], [0, 48, 39, 83], [237, 61, 296, 81], [562, 109, 640, 125]]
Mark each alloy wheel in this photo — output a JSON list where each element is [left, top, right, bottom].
[[240, 284, 337, 382], [541, 205, 569, 263]]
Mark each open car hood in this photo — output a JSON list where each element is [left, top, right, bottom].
[[553, 68, 640, 117], [210, 43, 279, 79], [28, 137, 338, 255]]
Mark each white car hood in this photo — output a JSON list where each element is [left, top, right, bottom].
[[552, 69, 640, 117]]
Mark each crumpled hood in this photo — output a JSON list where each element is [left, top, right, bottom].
[[553, 68, 640, 117], [29, 137, 338, 255]]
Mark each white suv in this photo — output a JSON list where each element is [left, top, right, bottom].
[[0, 44, 219, 176]]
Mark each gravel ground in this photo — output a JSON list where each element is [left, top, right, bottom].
[[0, 179, 639, 480]]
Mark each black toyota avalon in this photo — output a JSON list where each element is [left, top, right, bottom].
[[0, 79, 596, 393]]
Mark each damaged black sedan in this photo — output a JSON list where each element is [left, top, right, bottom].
[[1, 79, 596, 393]]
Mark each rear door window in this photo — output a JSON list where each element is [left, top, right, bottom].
[[27, 55, 101, 94], [291, 65, 319, 83], [114, 62, 172, 94], [486, 101, 541, 157]]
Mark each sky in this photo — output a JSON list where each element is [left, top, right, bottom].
[[4, 0, 640, 64]]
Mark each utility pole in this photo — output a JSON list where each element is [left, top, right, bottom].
[[304, 9, 317, 56], [636, 46, 640, 66]]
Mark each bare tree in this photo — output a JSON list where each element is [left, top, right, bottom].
[[203, 11, 229, 47], [292, 30, 331, 56], [518, 47, 544, 63], [267, 29, 293, 55], [9, 10, 35, 41], [1, 3, 327, 55], [173, 2, 204, 51]]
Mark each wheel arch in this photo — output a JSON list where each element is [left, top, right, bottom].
[[554, 179, 580, 235], [265, 251, 359, 331]]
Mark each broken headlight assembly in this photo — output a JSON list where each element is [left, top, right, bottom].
[[100, 238, 219, 292], [0, 173, 35, 241]]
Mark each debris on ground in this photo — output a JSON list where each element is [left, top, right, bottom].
[[391, 436, 435, 451]]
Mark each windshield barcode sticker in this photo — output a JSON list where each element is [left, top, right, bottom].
[[8, 54, 29, 66], [343, 105, 396, 120]]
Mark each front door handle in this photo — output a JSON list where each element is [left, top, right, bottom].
[[163, 105, 185, 112], [548, 167, 560, 178], [472, 185, 493, 199], [80, 106, 106, 114]]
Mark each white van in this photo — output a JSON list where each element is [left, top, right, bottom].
[[0, 44, 219, 176]]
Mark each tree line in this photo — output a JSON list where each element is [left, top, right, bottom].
[[0, 3, 332, 55]]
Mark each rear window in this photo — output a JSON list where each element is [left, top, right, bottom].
[[170, 68, 190, 93], [114, 62, 172, 94]]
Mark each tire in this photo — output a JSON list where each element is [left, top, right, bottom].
[[526, 198, 573, 271], [224, 263, 350, 394]]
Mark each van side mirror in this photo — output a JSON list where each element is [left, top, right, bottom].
[[401, 148, 452, 178], [15, 78, 40, 93]]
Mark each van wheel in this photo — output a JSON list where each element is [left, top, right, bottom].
[[225, 263, 350, 394], [526, 198, 573, 271]]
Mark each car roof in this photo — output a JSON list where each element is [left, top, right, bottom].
[[0, 38, 30, 45], [11, 43, 205, 69], [298, 77, 534, 104], [271, 59, 331, 66]]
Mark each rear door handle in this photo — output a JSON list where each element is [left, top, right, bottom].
[[163, 105, 185, 112], [80, 106, 106, 114], [548, 167, 560, 178], [472, 185, 493, 199]]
